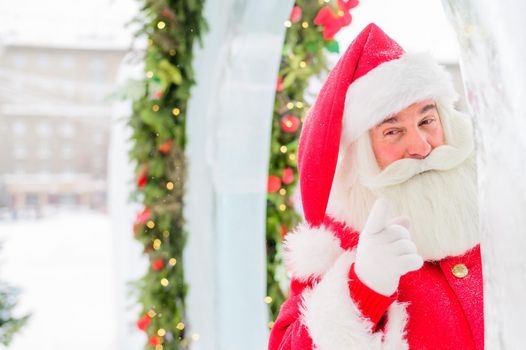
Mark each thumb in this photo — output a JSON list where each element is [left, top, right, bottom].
[[362, 198, 391, 235], [388, 216, 411, 231]]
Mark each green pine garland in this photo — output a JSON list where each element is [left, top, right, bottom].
[[129, 0, 206, 349], [0, 269, 29, 345], [266, 0, 357, 323]]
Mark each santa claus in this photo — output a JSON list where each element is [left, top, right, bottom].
[[268, 23, 483, 349]]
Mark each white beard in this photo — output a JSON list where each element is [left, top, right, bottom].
[[327, 108, 480, 261]]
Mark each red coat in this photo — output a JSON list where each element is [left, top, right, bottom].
[[269, 216, 484, 350]]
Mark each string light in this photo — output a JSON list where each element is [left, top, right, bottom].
[[163, 230, 170, 238], [338, 10, 345, 17], [268, 321, 275, 328], [301, 21, 309, 29], [148, 39, 154, 46], [161, 278, 170, 287], [152, 104, 160, 112], [279, 204, 287, 211], [153, 239, 162, 250], [284, 20, 292, 28], [176, 322, 185, 331], [148, 310, 157, 318], [279, 188, 287, 196], [286, 102, 295, 109], [172, 108, 180, 116], [280, 145, 288, 153], [299, 61, 307, 68], [295, 101, 304, 108], [166, 181, 174, 190], [157, 328, 166, 337], [169, 49, 177, 56], [146, 71, 154, 78], [147, 220, 156, 229], [288, 154, 296, 161], [157, 21, 166, 30], [169, 258, 177, 266], [156, 345, 163, 350], [264, 296, 273, 304]]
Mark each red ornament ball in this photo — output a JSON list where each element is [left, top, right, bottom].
[[148, 336, 161, 346], [276, 76, 283, 92], [290, 5, 302, 23], [282, 167, 294, 185], [152, 259, 165, 271], [158, 139, 173, 154], [280, 115, 300, 133], [136, 314, 151, 331], [267, 176, 282, 193], [137, 167, 148, 188]]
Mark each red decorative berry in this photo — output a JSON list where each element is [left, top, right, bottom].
[[314, 0, 359, 40], [152, 259, 165, 271], [289, 5, 302, 23], [267, 176, 282, 193], [136, 314, 151, 331], [137, 167, 148, 188], [280, 224, 289, 239], [136, 208, 152, 225], [282, 167, 294, 185], [276, 76, 283, 92], [280, 115, 300, 133], [148, 336, 161, 346], [158, 140, 173, 154]]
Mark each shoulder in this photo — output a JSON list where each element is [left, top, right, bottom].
[[283, 216, 359, 282]]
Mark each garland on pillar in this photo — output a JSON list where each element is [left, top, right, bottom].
[[129, 1, 206, 349], [266, 0, 358, 323]]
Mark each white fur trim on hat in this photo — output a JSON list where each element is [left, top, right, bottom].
[[342, 53, 458, 145], [283, 223, 344, 282], [300, 252, 409, 349]]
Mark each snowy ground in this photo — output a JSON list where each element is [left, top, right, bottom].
[[0, 210, 117, 350]]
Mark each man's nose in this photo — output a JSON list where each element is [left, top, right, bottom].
[[405, 130, 432, 159]]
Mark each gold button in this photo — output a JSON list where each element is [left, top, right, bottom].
[[451, 263, 468, 278]]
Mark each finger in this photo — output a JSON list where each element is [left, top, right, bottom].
[[397, 254, 424, 273], [387, 239, 417, 255], [373, 224, 410, 243], [362, 198, 391, 235], [388, 216, 411, 230]]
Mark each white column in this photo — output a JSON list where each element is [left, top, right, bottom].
[[185, 0, 293, 349], [442, 1, 526, 347]]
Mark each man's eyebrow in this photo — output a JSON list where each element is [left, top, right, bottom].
[[376, 116, 398, 128], [419, 104, 437, 115]]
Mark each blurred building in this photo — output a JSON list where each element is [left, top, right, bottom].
[[0, 0, 137, 218]]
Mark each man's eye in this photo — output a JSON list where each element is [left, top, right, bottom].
[[384, 129, 400, 136], [420, 118, 435, 126]]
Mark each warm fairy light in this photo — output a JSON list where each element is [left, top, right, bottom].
[[146, 71, 154, 78], [264, 296, 273, 304], [147, 221, 156, 229], [169, 49, 177, 56], [148, 39, 154, 46], [172, 108, 180, 116], [152, 104, 160, 112], [176, 322, 185, 330], [338, 10, 345, 17], [279, 204, 287, 211], [284, 20, 292, 28], [155, 345, 163, 350], [284, 120, 293, 128], [148, 310, 157, 318], [157, 21, 166, 29], [280, 145, 288, 153], [166, 181, 174, 190], [279, 188, 286, 196], [289, 154, 296, 161], [157, 328, 166, 337], [299, 61, 307, 68], [153, 239, 162, 250], [301, 21, 309, 29], [301, 116, 305, 123], [163, 230, 170, 238], [295, 101, 304, 108], [286, 102, 294, 109], [268, 321, 275, 328], [161, 278, 170, 287], [169, 258, 177, 266], [191, 334, 200, 341]]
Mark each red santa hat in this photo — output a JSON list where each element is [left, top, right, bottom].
[[298, 23, 458, 226]]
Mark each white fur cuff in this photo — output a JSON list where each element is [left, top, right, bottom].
[[300, 252, 409, 350]]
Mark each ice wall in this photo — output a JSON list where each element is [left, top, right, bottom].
[[442, 1, 526, 348]]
